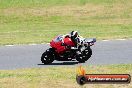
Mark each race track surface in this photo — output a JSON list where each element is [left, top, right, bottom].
[[0, 39, 132, 70]]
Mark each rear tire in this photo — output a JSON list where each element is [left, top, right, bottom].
[[76, 47, 92, 63], [41, 48, 55, 64]]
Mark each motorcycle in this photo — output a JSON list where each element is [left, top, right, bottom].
[[41, 35, 96, 64]]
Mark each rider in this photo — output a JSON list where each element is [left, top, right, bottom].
[[63, 31, 82, 47]]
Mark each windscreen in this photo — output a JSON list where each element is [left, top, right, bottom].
[[53, 35, 63, 42]]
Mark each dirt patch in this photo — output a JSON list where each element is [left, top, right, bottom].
[[1, 4, 104, 17]]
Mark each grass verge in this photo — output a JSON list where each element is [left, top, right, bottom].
[[0, 0, 132, 45], [0, 64, 132, 88]]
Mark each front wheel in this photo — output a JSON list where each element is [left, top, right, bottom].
[[41, 48, 55, 64], [76, 47, 92, 63]]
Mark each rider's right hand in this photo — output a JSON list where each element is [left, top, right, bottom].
[[61, 43, 65, 46], [65, 45, 71, 49]]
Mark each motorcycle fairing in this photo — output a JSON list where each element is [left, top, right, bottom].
[[50, 35, 75, 54]]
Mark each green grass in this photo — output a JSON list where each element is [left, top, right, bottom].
[[0, 0, 131, 8], [0, 0, 132, 45], [0, 0, 123, 8], [0, 64, 132, 88]]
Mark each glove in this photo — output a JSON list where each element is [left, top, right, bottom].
[[65, 45, 71, 49], [61, 43, 65, 46]]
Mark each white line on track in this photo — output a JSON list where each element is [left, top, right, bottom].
[[5, 45, 14, 47], [116, 39, 127, 41], [28, 44, 37, 45], [102, 40, 110, 41], [102, 39, 128, 42], [2, 39, 131, 46]]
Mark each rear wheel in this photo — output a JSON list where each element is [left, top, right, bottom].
[[76, 47, 92, 63], [41, 48, 55, 64]]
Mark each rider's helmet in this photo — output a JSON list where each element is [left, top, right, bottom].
[[70, 31, 79, 47], [70, 31, 79, 39]]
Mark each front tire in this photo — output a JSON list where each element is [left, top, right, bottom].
[[84, 47, 92, 61], [76, 47, 92, 63], [41, 48, 55, 64]]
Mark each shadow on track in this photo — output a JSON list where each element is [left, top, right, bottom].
[[38, 62, 80, 65]]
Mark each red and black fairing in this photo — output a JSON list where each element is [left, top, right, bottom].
[[50, 35, 75, 54]]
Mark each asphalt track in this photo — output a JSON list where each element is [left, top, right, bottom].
[[0, 39, 132, 70]]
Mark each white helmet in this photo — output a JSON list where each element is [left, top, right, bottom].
[[70, 31, 79, 38]]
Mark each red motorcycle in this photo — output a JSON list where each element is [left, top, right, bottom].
[[41, 35, 96, 64]]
